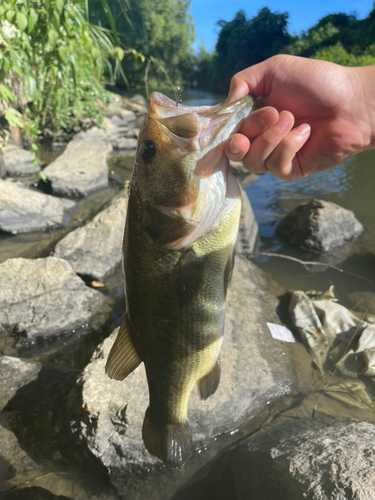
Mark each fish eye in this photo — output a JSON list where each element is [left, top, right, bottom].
[[139, 140, 156, 161]]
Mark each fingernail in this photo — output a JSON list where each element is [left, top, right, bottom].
[[229, 137, 241, 155], [297, 124, 311, 138], [274, 112, 292, 132]]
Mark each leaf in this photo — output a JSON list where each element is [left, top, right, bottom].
[[56, 0, 64, 13], [91, 47, 99, 59], [0, 84, 15, 103], [11, 65, 24, 77], [2, 57, 11, 74], [25, 75, 37, 100], [31, 143, 39, 152], [28, 8, 38, 33], [4, 108, 24, 128], [91, 281, 106, 288], [115, 47, 124, 61], [38, 171, 47, 182], [58, 46, 68, 62], [5, 10, 16, 23], [16, 12, 28, 32], [48, 29, 58, 51]]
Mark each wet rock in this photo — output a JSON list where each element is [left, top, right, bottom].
[[111, 137, 137, 150], [54, 191, 128, 281], [43, 141, 112, 198], [0, 356, 41, 411], [235, 188, 258, 254], [0, 257, 111, 345], [78, 255, 312, 473], [204, 416, 375, 500], [72, 127, 107, 142], [0, 487, 73, 499], [3, 144, 38, 176], [0, 179, 75, 233], [230, 161, 259, 188], [276, 199, 364, 252]]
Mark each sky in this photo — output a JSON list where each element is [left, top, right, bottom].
[[190, 0, 374, 52]]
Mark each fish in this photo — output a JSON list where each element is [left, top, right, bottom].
[[105, 92, 254, 468]]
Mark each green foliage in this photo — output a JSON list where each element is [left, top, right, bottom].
[[313, 42, 375, 66], [0, 0, 126, 147], [89, 0, 195, 88]]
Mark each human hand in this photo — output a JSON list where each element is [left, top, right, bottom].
[[225, 55, 375, 180]]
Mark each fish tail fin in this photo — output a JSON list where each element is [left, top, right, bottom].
[[142, 407, 192, 468], [197, 358, 221, 400]]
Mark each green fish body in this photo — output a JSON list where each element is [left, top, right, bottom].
[[106, 92, 254, 467]]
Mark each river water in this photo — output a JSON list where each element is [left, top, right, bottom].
[[1, 88, 375, 498]]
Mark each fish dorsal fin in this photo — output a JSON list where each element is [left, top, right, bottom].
[[105, 313, 142, 380], [197, 358, 221, 400]]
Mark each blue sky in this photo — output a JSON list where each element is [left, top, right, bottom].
[[190, 0, 374, 52]]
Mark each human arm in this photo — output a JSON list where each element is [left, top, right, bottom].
[[225, 55, 375, 180]]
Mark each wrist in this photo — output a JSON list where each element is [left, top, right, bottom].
[[352, 65, 375, 151]]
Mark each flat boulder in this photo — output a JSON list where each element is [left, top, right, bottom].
[[54, 190, 128, 281], [0, 257, 110, 344], [0, 179, 75, 233], [276, 199, 364, 252], [204, 416, 375, 500], [43, 140, 112, 198], [77, 256, 313, 473], [3, 144, 38, 175]]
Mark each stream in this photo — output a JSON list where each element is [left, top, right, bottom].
[[1, 88, 375, 499]]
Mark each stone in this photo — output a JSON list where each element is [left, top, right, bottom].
[[0, 179, 76, 233], [235, 187, 258, 254], [111, 137, 137, 150], [3, 144, 38, 176], [203, 416, 375, 500], [43, 140, 112, 198], [110, 110, 137, 127], [230, 160, 259, 187], [276, 199, 364, 252], [0, 257, 111, 345], [0, 356, 41, 412], [77, 256, 313, 474], [72, 127, 107, 142], [54, 191, 128, 281]]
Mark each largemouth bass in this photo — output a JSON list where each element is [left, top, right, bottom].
[[105, 92, 254, 468]]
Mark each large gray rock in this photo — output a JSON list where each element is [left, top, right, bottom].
[[54, 191, 128, 281], [0, 179, 75, 233], [0, 356, 41, 411], [3, 144, 38, 175], [277, 199, 364, 252], [78, 256, 313, 474], [43, 140, 112, 198], [204, 416, 375, 500], [0, 257, 110, 344]]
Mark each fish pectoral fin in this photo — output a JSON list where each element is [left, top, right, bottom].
[[105, 313, 142, 380], [197, 358, 221, 400], [142, 407, 192, 468]]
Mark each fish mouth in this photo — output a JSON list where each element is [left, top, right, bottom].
[[150, 92, 254, 150]]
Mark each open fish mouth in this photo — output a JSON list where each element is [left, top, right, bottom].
[[149, 92, 254, 150]]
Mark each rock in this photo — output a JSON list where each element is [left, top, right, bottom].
[[0, 180, 76, 233], [111, 137, 137, 150], [235, 188, 259, 254], [3, 144, 38, 176], [0, 356, 41, 412], [54, 191, 128, 281], [78, 256, 313, 474], [0, 149, 5, 178], [110, 110, 137, 127], [204, 416, 375, 500], [0, 257, 111, 345], [276, 199, 364, 252], [43, 141, 112, 198], [72, 127, 107, 142], [230, 161, 259, 187]]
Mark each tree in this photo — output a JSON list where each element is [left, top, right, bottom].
[[90, 0, 195, 88]]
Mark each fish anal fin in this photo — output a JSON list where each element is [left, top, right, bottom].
[[142, 407, 192, 468], [105, 313, 142, 380], [197, 358, 221, 400]]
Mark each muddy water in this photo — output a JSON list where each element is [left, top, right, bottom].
[[1, 91, 375, 499]]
